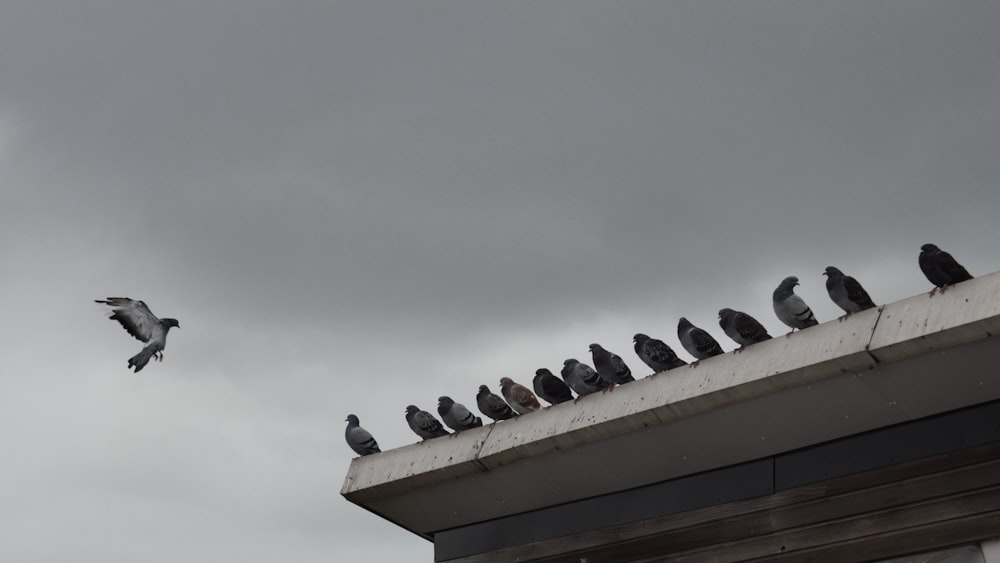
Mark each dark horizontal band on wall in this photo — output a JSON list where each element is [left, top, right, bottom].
[[435, 399, 1000, 562]]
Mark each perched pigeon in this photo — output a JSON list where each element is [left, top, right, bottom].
[[437, 396, 482, 433], [476, 385, 517, 423], [500, 377, 541, 414], [405, 405, 450, 441], [533, 368, 575, 406], [772, 277, 819, 335], [560, 358, 610, 398], [919, 244, 973, 296], [95, 297, 180, 372], [718, 308, 772, 352], [589, 343, 634, 387], [677, 318, 724, 366], [633, 333, 687, 374], [345, 414, 381, 456], [823, 266, 877, 318]]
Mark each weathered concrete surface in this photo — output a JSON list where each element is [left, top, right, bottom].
[[342, 271, 1000, 539]]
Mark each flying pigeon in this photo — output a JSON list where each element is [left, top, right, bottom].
[[919, 244, 973, 296], [633, 333, 687, 374], [589, 343, 634, 388], [677, 317, 724, 366], [533, 368, 575, 406], [718, 308, 772, 352], [95, 297, 180, 372], [405, 405, 450, 441], [500, 377, 541, 414], [773, 277, 819, 335], [560, 358, 610, 398], [437, 396, 482, 433], [345, 414, 381, 456], [823, 266, 877, 318], [476, 385, 517, 423]]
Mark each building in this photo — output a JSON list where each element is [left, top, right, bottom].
[[343, 272, 1000, 562]]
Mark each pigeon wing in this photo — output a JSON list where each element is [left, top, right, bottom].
[[347, 426, 380, 456], [512, 384, 540, 411], [534, 370, 574, 404], [734, 312, 771, 342], [96, 297, 160, 343], [691, 327, 723, 356], [937, 251, 973, 283], [415, 411, 448, 437], [641, 338, 687, 370], [843, 276, 876, 310]]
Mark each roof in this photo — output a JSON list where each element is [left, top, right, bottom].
[[342, 272, 1000, 541]]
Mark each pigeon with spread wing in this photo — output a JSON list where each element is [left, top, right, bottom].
[[96, 297, 180, 372]]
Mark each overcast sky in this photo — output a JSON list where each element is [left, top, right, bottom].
[[2, 2, 999, 561]]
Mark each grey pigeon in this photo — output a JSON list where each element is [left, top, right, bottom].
[[437, 396, 482, 433], [919, 244, 973, 296], [718, 308, 772, 352], [345, 414, 381, 456], [533, 368, 575, 406], [500, 377, 541, 414], [560, 358, 610, 398], [405, 405, 449, 441], [589, 343, 635, 387], [633, 333, 687, 374], [823, 266, 877, 318], [772, 277, 819, 335], [677, 317, 724, 366], [96, 297, 180, 372], [476, 385, 517, 423]]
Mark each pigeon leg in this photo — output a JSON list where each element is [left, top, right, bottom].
[[690, 359, 701, 368], [940, 283, 950, 294], [785, 330, 795, 338], [928, 286, 939, 297]]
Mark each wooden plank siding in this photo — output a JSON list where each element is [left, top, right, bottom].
[[453, 441, 1000, 562]]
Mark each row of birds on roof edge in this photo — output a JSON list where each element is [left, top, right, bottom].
[[92, 244, 976, 459]]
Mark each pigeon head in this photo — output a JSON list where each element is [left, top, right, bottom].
[[633, 333, 649, 344], [345, 414, 360, 424], [163, 318, 180, 329], [563, 358, 578, 366], [535, 368, 551, 376], [823, 267, 844, 278], [499, 377, 514, 388], [438, 396, 454, 407], [921, 243, 940, 253], [781, 276, 800, 287], [718, 308, 735, 320], [405, 405, 419, 416], [478, 385, 490, 394], [678, 317, 692, 329], [588, 343, 604, 353]]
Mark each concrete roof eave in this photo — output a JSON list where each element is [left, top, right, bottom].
[[342, 271, 1000, 539]]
